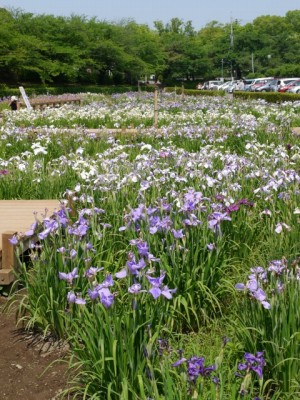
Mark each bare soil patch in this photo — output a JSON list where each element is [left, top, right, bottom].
[[0, 296, 70, 400]]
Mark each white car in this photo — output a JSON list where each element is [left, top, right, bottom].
[[204, 80, 223, 90], [286, 80, 300, 94], [217, 81, 232, 91], [277, 78, 300, 90]]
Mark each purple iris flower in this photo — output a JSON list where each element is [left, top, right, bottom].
[[180, 200, 197, 212], [238, 198, 254, 207], [225, 203, 240, 213], [147, 271, 176, 300], [68, 223, 89, 237], [128, 283, 146, 295], [70, 249, 77, 259], [59, 267, 79, 285], [67, 291, 77, 303], [238, 351, 265, 379], [160, 216, 173, 231], [207, 243, 215, 251], [136, 241, 149, 257], [173, 355, 216, 382], [268, 260, 286, 275], [85, 242, 96, 252], [25, 221, 38, 237], [147, 206, 158, 215], [38, 227, 52, 240], [149, 215, 161, 232], [127, 254, 146, 275], [172, 229, 184, 239], [147, 253, 160, 262], [67, 291, 86, 305], [98, 287, 114, 308], [208, 212, 231, 230], [38, 219, 58, 240], [101, 223, 112, 229], [247, 279, 259, 292], [55, 208, 69, 227], [85, 266, 103, 279], [150, 285, 175, 300], [252, 288, 267, 302], [9, 235, 18, 245], [183, 214, 202, 227], [131, 204, 145, 222], [88, 287, 100, 300], [147, 271, 166, 287], [149, 226, 158, 234], [100, 274, 114, 288]]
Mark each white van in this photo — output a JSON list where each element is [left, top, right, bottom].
[[205, 80, 222, 90]]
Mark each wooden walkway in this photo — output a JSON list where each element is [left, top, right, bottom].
[[0, 200, 62, 285], [19, 96, 82, 110]]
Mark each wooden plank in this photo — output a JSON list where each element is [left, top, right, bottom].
[[0, 200, 62, 248], [0, 200, 63, 284], [1, 231, 17, 271]]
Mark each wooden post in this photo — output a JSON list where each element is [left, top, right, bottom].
[[154, 87, 158, 128], [0, 230, 17, 285], [181, 83, 184, 100]]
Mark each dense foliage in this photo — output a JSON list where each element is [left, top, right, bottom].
[[1, 7, 300, 86]]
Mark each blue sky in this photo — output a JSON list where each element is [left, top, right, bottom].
[[0, 0, 299, 29]]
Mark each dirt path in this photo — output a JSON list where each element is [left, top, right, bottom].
[[0, 297, 70, 400]]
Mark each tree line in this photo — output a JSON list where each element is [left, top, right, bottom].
[[1, 7, 300, 86]]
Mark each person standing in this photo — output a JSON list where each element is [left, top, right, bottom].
[[238, 80, 245, 91], [9, 96, 18, 111]]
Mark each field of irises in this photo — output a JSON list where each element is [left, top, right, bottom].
[[1, 91, 300, 399]]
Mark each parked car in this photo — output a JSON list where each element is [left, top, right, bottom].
[[255, 78, 300, 92], [249, 77, 274, 92], [243, 79, 255, 91], [254, 78, 279, 92], [226, 81, 238, 93], [217, 81, 233, 91], [279, 79, 300, 93], [277, 78, 300, 90], [286, 80, 300, 93], [202, 80, 223, 90]]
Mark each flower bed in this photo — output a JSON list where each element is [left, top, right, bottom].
[[2, 92, 300, 399]]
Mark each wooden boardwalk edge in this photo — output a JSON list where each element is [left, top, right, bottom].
[[0, 200, 62, 285]]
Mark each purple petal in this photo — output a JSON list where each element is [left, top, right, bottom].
[[149, 287, 161, 299], [59, 272, 68, 280], [261, 301, 271, 309], [235, 283, 245, 290], [115, 268, 127, 278], [172, 357, 187, 367]]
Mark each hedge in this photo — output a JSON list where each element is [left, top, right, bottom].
[[0, 84, 157, 99], [164, 87, 226, 96], [233, 91, 300, 103]]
